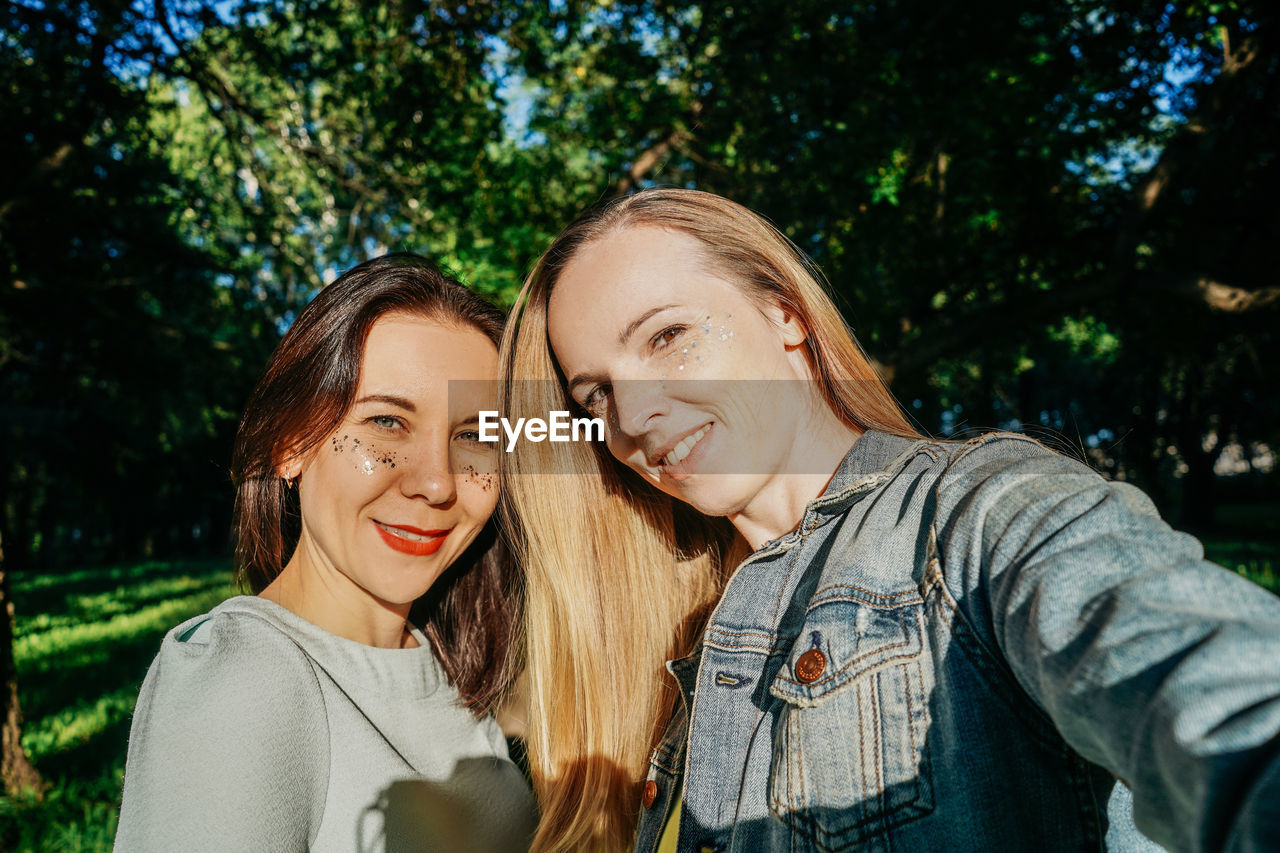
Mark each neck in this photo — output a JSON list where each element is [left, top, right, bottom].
[[260, 535, 416, 649], [729, 409, 862, 550]]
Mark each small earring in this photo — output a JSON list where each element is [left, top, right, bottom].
[[284, 475, 296, 489]]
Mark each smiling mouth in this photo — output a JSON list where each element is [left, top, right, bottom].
[[660, 424, 712, 467], [373, 521, 450, 556]]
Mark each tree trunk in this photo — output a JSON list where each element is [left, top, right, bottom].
[[0, 527, 41, 796]]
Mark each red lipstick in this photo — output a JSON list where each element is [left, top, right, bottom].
[[373, 521, 450, 556]]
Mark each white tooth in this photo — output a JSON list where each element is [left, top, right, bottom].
[[378, 522, 429, 542], [662, 426, 712, 467]]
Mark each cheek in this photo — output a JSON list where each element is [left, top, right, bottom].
[[657, 313, 739, 378], [456, 472, 500, 523], [332, 434, 405, 477], [458, 461, 498, 494], [607, 443, 660, 488]]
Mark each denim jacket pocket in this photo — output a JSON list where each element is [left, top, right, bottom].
[[768, 589, 935, 850]]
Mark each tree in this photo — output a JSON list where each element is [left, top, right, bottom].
[[508, 0, 1280, 524], [0, 0, 276, 791], [3, 0, 1276, 800]]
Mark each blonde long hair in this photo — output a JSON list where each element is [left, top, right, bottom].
[[499, 189, 917, 851]]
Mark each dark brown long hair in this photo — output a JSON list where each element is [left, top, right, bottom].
[[231, 252, 520, 714]]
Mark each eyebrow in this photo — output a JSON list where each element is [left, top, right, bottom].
[[565, 370, 605, 396], [354, 394, 416, 412], [565, 303, 681, 393], [618, 303, 679, 346]]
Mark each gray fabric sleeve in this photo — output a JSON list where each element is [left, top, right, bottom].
[[933, 435, 1280, 852], [114, 611, 330, 852]]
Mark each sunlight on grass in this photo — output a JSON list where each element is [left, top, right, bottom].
[[15, 585, 235, 673], [0, 761, 123, 853], [2, 560, 236, 853], [15, 574, 233, 639], [12, 559, 225, 592], [21, 686, 140, 762]]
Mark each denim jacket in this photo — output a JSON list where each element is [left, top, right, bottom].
[[633, 431, 1280, 853]]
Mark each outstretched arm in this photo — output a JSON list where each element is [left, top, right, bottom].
[[935, 435, 1280, 852]]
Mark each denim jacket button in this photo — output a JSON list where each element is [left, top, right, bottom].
[[795, 649, 827, 683], [642, 779, 658, 808]]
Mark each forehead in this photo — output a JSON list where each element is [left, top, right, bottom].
[[547, 226, 743, 340], [359, 313, 497, 390], [557, 226, 709, 295]]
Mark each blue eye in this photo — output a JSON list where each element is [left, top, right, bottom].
[[369, 415, 405, 430], [456, 430, 485, 444]]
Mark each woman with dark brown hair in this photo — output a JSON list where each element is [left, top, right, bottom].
[[114, 253, 535, 852]]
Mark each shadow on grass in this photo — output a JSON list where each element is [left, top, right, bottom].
[[36, 717, 135, 785], [12, 559, 229, 621], [15, 575, 235, 643], [21, 628, 167, 722], [0, 760, 124, 853], [2, 560, 239, 853]]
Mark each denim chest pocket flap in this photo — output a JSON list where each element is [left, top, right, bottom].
[[767, 586, 935, 850]]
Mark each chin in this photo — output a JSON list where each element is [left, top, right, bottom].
[[666, 474, 758, 518], [364, 575, 445, 609]]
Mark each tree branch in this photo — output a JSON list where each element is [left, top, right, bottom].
[[613, 127, 691, 196], [1113, 32, 1261, 261]]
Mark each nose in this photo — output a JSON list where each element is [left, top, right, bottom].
[[400, 434, 456, 506], [611, 379, 669, 439]]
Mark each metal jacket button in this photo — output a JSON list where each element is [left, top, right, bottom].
[[642, 779, 658, 808], [795, 649, 827, 683]]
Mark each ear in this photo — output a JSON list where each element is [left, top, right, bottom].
[[763, 302, 808, 348], [276, 453, 304, 482]]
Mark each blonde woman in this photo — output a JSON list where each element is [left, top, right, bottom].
[[499, 189, 1280, 852]]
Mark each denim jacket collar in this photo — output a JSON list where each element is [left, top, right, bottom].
[[666, 430, 928, 673], [754, 430, 931, 556]]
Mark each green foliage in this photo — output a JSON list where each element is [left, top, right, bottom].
[[2, 2, 1276, 842], [5, 0, 1275, 571], [513, 0, 1279, 528], [1, 2, 279, 575]]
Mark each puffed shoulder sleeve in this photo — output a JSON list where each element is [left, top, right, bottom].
[[114, 608, 330, 853], [933, 434, 1280, 853]]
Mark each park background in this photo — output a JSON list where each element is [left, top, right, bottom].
[[2, 0, 1277, 848]]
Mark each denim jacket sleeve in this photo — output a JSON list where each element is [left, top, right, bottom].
[[932, 434, 1280, 853]]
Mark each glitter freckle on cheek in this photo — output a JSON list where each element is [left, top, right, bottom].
[[349, 442, 401, 476], [459, 463, 495, 492], [715, 312, 736, 341]]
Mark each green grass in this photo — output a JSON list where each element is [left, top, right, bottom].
[[1203, 537, 1279, 593], [0, 541, 1277, 851], [0, 559, 237, 853]]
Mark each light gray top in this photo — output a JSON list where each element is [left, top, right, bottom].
[[114, 595, 536, 852]]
